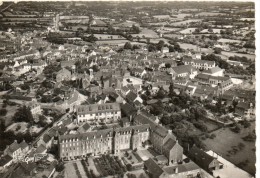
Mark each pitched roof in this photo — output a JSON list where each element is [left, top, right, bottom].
[[171, 65, 195, 75], [0, 155, 13, 166], [202, 66, 223, 74], [121, 103, 137, 116], [77, 103, 120, 114], [236, 102, 250, 110], [126, 91, 137, 102], [163, 162, 200, 175], [144, 158, 164, 178], [188, 146, 216, 170], [7, 141, 20, 153], [183, 58, 215, 66], [163, 138, 176, 152], [43, 134, 52, 143]]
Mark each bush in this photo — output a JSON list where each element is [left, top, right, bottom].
[[230, 125, 241, 133], [0, 108, 7, 116], [16, 125, 21, 131], [193, 122, 208, 132], [209, 134, 216, 139], [55, 162, 65, 172]]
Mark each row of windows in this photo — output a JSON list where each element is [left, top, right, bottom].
[[78, 111, 119, 117]]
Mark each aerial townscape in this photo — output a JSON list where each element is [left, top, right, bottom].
[[0, 1, 256, 178]]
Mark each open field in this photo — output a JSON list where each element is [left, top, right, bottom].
[[179, 28, 197, 34], [132, 28, 159, 39], [195, 12, 227, 16], [178, 42, 214, 53], [201, 122, 255, 175], [218, 38, 242, 44], [221, 51, 255, 61], [170, 19, 202, 26], [64, 162, 78, 178]]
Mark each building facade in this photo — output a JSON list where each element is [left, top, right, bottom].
[[76, 103, 121, 123], [59, 124, 150, 159]]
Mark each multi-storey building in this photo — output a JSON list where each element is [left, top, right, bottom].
[[59, 111, 183, 165], [76, 103, 121, 123], [59, 124, 150, 159], [194, 74, 234, 94], [183, 58, 215, 70]]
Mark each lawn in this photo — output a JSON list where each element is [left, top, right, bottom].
[[64, 162, 77, 178], [201, 122, 255, 175], [0, 103, 19, 127], [6, 122, 28, 134]]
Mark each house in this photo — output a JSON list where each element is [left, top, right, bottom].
[[162, 139, 183, 165], [131, 68, 147, 78], [183, 58, 215, 70], [27, 101, 41, 115], [4, 140, 29, 160], [161, 47, 169, 53], [56, 68, 72, 82], [188, 146, 223, 173], [235, 102, 255, 118], [37, 134, 53, 149], [0, 155, 13, 171]]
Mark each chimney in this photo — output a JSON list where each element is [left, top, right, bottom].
[[175, 167, 178, 173], [168, 130, 172, 134]]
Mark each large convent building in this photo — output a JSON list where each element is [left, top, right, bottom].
[[59, 111, 183, 166]]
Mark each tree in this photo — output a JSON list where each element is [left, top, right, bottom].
[[156, 40, 165, 51], [148, 44, 156, 52], [13, 105, 34, 123], [0, 108, 7, 116], [214, 47, 222, 54], [165, 63, 171, 68], [124, 42, 132, 50], [169, 45, 175, 52]]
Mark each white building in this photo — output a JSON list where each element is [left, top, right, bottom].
[[77, 103, 121, 124]]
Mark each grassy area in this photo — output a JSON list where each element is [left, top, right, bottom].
[[201, 122, 255, 175], [0, 103, 19, 127]]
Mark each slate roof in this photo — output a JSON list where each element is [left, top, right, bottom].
[[126, 91, 137, 102], [77, 103, 120, 114], [171, 65, 195, 75], [203, 66, 223, 74], [0, 155, 12, 167], [144, 158, 164, 178], [188, 146, 216, 170], [163, 162, 200, 174]]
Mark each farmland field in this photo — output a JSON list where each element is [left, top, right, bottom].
[[170, 19, 202, 26], [178, 42, 214, 53], [195, 12, 227, 16], [218, 38, 242, 44], [179, 28, 197, 34], [221, 51, 255, 61], [132, 28, 159, 39]]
